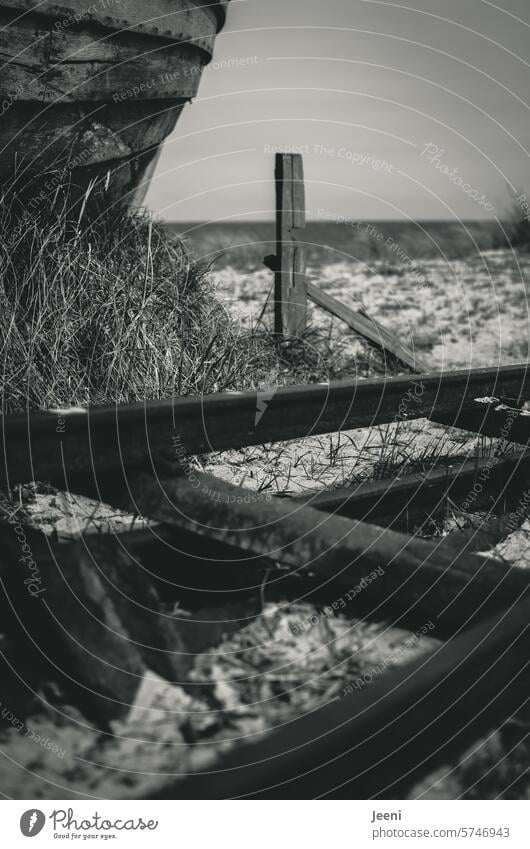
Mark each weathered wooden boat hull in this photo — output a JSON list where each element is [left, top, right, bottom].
[[0, 1, 229, 214]]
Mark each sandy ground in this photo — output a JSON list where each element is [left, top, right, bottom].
[[1, 248, 529, 799], [215, 248, 530, 370], [205, 248, 530, 494]]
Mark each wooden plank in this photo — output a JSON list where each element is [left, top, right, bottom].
[[299, 450, 530, 526], [274, 153, 307, 337], [0, 103, 183, 177], [0, 519, 281, 618], [307, 281, 427, 372], [0, 11, 206, 102], [0, 529, 191, 726], [2, 364, 530, 496], [0, 1, 225, 48], [130, 471, 530, 634], [431, 398, 530, 446], [145, 596, 530, 799]]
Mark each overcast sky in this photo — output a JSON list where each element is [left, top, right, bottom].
[[144, 0, 530, 222]]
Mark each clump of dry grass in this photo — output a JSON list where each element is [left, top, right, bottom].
[[504, 189, 530, 251], [0, 206, 276, 413]]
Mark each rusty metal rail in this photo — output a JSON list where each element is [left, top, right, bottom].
[[2, 363, 529, 497]]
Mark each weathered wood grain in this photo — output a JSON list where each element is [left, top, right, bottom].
[[0, 11, 206, 102], [1, 0, 226, 46], [0, 1, 230, 211], [0, 103, 183, 179], [145, 596, 530, 799], [274, 153, 307, 337]]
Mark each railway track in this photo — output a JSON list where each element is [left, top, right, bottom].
[[1, 361, 530, 798], [146, 596, 530, 799], [2, 363, 530, 497]]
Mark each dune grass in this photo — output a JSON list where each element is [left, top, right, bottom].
[[506, 191, 530, 251], [0, 207, 278, 414]]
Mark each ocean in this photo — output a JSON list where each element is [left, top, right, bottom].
[[166, 220, 504, 271]]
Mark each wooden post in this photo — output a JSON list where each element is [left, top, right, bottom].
[[274, 153, 307, 337]]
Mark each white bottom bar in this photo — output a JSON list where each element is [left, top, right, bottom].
[[1, 800, 528, 848]]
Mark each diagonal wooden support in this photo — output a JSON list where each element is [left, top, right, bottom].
[[274, 153, 307, 337], [130, 471, 529, 635], [306, 281, 427, 372], [145, 596, 530, 799]]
